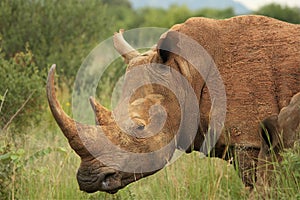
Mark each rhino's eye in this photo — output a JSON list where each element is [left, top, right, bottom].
[[137, 124, 145, 131]]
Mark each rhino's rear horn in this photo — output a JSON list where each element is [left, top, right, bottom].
[[89, 97, 113, 126], [113, 29, 140, 64]]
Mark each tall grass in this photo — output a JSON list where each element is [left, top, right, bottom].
[[1, 89, 298, 200], [2, 104, 299, 199], [15, 121, 247, 200]]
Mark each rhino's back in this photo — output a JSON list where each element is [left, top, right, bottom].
[[172, 15, 300, 147]]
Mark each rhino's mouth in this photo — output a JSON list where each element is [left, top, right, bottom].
[[98, 172, 123, 194], [77, 168, 154, 194], [101, 174, 131, 194], [100, 171, 154, 194]]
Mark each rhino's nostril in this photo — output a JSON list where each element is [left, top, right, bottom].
[[104, 171, 116, 180], [100, 171, 123, 192], [101, 172, 116, 187]]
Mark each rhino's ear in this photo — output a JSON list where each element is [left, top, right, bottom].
[[260, 115, 281, 149], [157, 31, 180, 63]]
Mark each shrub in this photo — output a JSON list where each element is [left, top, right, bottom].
[[0, 43, 45, 130], [0, 0, 134, 88], [0, 140, 25, 200], [255, 3, 300, 24]]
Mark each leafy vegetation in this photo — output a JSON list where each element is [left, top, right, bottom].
[[0, 43, 44, 130], [0, 0, 299, 199], [255, 3, 300, 24], [0, 0, 133, 88]]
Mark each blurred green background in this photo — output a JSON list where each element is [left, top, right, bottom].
[[0, 0, 299, 199]]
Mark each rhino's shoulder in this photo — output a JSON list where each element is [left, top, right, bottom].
[[170, 15, 299, 32]]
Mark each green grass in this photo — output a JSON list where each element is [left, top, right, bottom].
[[1, 101, 299, 199], [5, 116, 247, 200]]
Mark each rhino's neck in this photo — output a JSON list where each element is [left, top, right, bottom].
[[168, 56, 208, 152], [172, 54, 227, 155]]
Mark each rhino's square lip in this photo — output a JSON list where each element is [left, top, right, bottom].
[[99, 174, 135, 193], [101, 170, 157, 193]]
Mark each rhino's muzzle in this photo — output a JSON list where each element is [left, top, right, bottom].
[[77, 167, 121, 194], [77, 165, 156, 194]]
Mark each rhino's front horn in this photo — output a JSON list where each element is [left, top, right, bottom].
[[113, 29, 140, 64], [47, 64, 93, 158]]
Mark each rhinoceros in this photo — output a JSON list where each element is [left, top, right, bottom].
[[256, 92, 300, 190], [47, 15, 300, 193]]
